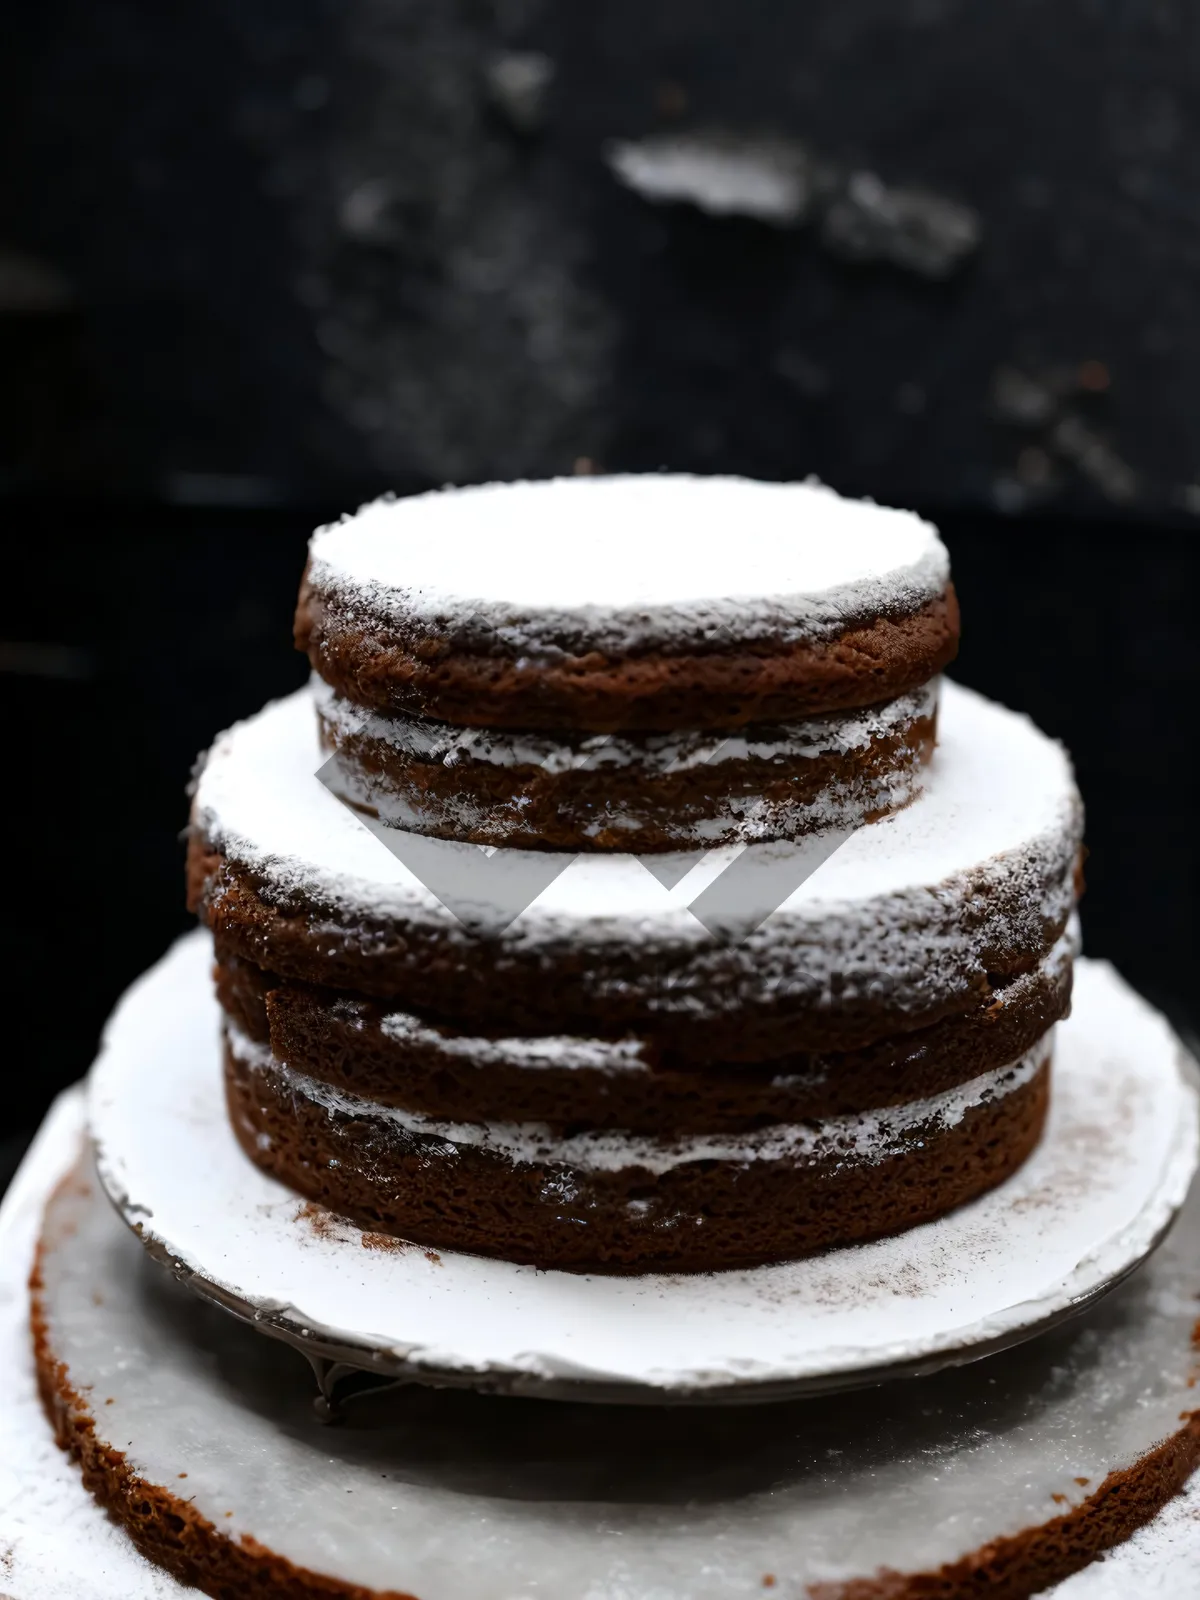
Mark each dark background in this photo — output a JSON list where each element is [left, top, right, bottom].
[[3, 0, 1198, 1191]]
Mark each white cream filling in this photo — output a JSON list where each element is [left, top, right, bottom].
[[313, 676, 939, 775], [228, 1023, 1050, 1176], [325, 752, 929, 844]]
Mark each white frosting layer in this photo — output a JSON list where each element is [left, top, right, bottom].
[[307, 475, 948, 652], [228, 1022, 1050, 1175], [192, 679, 1081, 1018], [313, 675, 939, 774], [336, 765, 926, 847]]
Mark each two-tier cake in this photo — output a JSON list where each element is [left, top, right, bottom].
[[25, 472, 1200, 1600], [186, 475, 1082, 1272]]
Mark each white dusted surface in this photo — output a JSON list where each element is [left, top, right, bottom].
[[88, 933, 1197, 1399], [307, 475, 947, 651], [32, 1128, 1200, 1599], [0, 1090, 183, 1598]]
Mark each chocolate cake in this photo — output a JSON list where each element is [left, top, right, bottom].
[[31, 470, 1200, 1600], [186, 474, 1084, 1273]]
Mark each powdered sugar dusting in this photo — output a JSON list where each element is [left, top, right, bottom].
[[20, 1106, 1200, 1597], [307, 475, 948, 653]]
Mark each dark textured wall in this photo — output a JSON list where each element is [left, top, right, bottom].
[[4, 0, 1200, 513]]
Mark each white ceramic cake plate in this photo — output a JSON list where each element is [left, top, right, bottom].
[[86, 932, 1199, 1405], [8, 1098, 1200, 1600]]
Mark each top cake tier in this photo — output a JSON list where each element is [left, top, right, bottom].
[[296, 475, 958, 733]]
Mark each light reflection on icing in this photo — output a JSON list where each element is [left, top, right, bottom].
[[307, 475, 949, 654]]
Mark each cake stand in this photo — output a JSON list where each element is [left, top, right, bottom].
[[87, 931, 1198, 1405]]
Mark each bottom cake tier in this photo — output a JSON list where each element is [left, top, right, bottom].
[[214, 926, 1072, 1272], [224, 1022, 1053, 1273], [87, 934, 1197, 1401]]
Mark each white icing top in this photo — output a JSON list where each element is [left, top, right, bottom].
[[307, 475, 948, 651], [193, 679, 1080, 969]]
